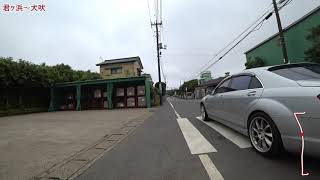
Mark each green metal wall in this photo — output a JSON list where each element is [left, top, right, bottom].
[[49, 77, 153, 111], [246, 8, 320, 66]]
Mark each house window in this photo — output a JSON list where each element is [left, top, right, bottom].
[[111, 67, 122, 74]]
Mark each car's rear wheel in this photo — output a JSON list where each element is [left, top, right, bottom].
[[248, 112, 283, 156], [200, 104, 209, 121]]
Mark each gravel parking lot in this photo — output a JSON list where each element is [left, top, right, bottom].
[[0, 109, 152, 180]]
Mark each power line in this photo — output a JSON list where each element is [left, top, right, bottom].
[[193, 19, 268, 79], [163, 53, 214, 57], [188, 4, 274, 80], [160, 0, 163, 22], [189, 4, 274, 79], [160, 58, 166, 83], [205, 19, 266, 76], [189, 0, 292, 80], [154, 0, 157, 20], [252, 19, 266, 32], [155, 0, 159, 22], [279, 0, 293, 11], [146, 0, 152, 23], [219, 20, 267, 62], [158, 0, 167, 84], [160, 27, 164, 44]]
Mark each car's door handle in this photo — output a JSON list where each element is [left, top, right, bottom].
[[247, 91, 256, 96]]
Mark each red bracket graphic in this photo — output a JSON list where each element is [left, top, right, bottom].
[[293, 112, 309, 176]]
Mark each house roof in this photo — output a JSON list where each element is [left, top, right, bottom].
[[54, 76, 147, 88], [244, 5, 320, 55], [197, 77, 225, 88], [96, 56, 144, 69]]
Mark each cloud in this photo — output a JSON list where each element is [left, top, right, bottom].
[[0, 0, 319, 88]]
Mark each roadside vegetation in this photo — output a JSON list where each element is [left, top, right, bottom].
[[245, 57, 266, 69], [0, 57, 100, 116], [305, 25, 320, 63], [245, 25, 320, 69], [0, 57, 100, 88], [176, 79, 198, 97]]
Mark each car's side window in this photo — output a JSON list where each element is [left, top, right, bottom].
[[229, 76, 251, 91], [214, 79, 231, 94], [249, 77, 263, 89]]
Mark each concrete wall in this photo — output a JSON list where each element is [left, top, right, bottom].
[[133, 61, 141, 76], [245, 7, 320, 65], [100, 62, 140, 79]]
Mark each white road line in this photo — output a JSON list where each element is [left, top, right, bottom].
[[199, 154, 224, 180], [168, 100, 223, 180], [177, 118, 217, 154], [196, 116, 251, 148], [168, 101, 181, 119], [168, 100, 216, 154]]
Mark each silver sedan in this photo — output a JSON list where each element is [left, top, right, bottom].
[[200, 63, 320, 157]]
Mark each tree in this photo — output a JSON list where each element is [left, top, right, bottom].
[[166, 89, 178, 96], [305, 25, 320, 63], [245, 57, 265, 69], [179, 79, 198, 93], [0, 57, 102, 112], [0, 57, 101, 88]]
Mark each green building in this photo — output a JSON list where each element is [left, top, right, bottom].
[[199, 71, 212, 85], [245, 6, 320, 65], [49, 57, 154, 111], [49, 76, 153, 111]]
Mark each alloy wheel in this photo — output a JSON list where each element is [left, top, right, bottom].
[[249, 116, 273, 153]]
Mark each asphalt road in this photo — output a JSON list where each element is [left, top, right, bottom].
[[76, 98, 320, 180]]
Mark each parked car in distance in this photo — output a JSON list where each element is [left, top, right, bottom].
[[200, 62, 320, 157]]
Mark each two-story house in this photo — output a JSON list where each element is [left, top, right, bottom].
[[96, 56, 143, 79]]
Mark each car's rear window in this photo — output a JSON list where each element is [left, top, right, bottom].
[[268, 63, 320, 81]]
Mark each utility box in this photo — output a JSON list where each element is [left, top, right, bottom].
[[126, 87, 135, 96], [116, 88, 125, 97], [138, 96, 146, 107], [137, 86, 145, 96], [126, 97, 136, 107]]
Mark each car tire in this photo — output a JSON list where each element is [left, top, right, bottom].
[[200, 104, 209, 121], [248, 112, 283, 157]]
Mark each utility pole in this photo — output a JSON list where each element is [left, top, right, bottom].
[[272, 0, 289, 64], [151, 21, 163, 105]]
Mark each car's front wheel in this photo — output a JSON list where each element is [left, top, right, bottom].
[[248, 112, 283, 157]]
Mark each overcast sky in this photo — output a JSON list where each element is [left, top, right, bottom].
[[0, 0, 319, 88]]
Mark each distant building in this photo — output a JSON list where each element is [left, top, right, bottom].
[[49, 56, 153, 111], [199, 71, 212, 85], [96, 56, 143, 79], [142, 73, 153, 82], [245, 6, 320, 65], [195, 76, 225, 99]]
